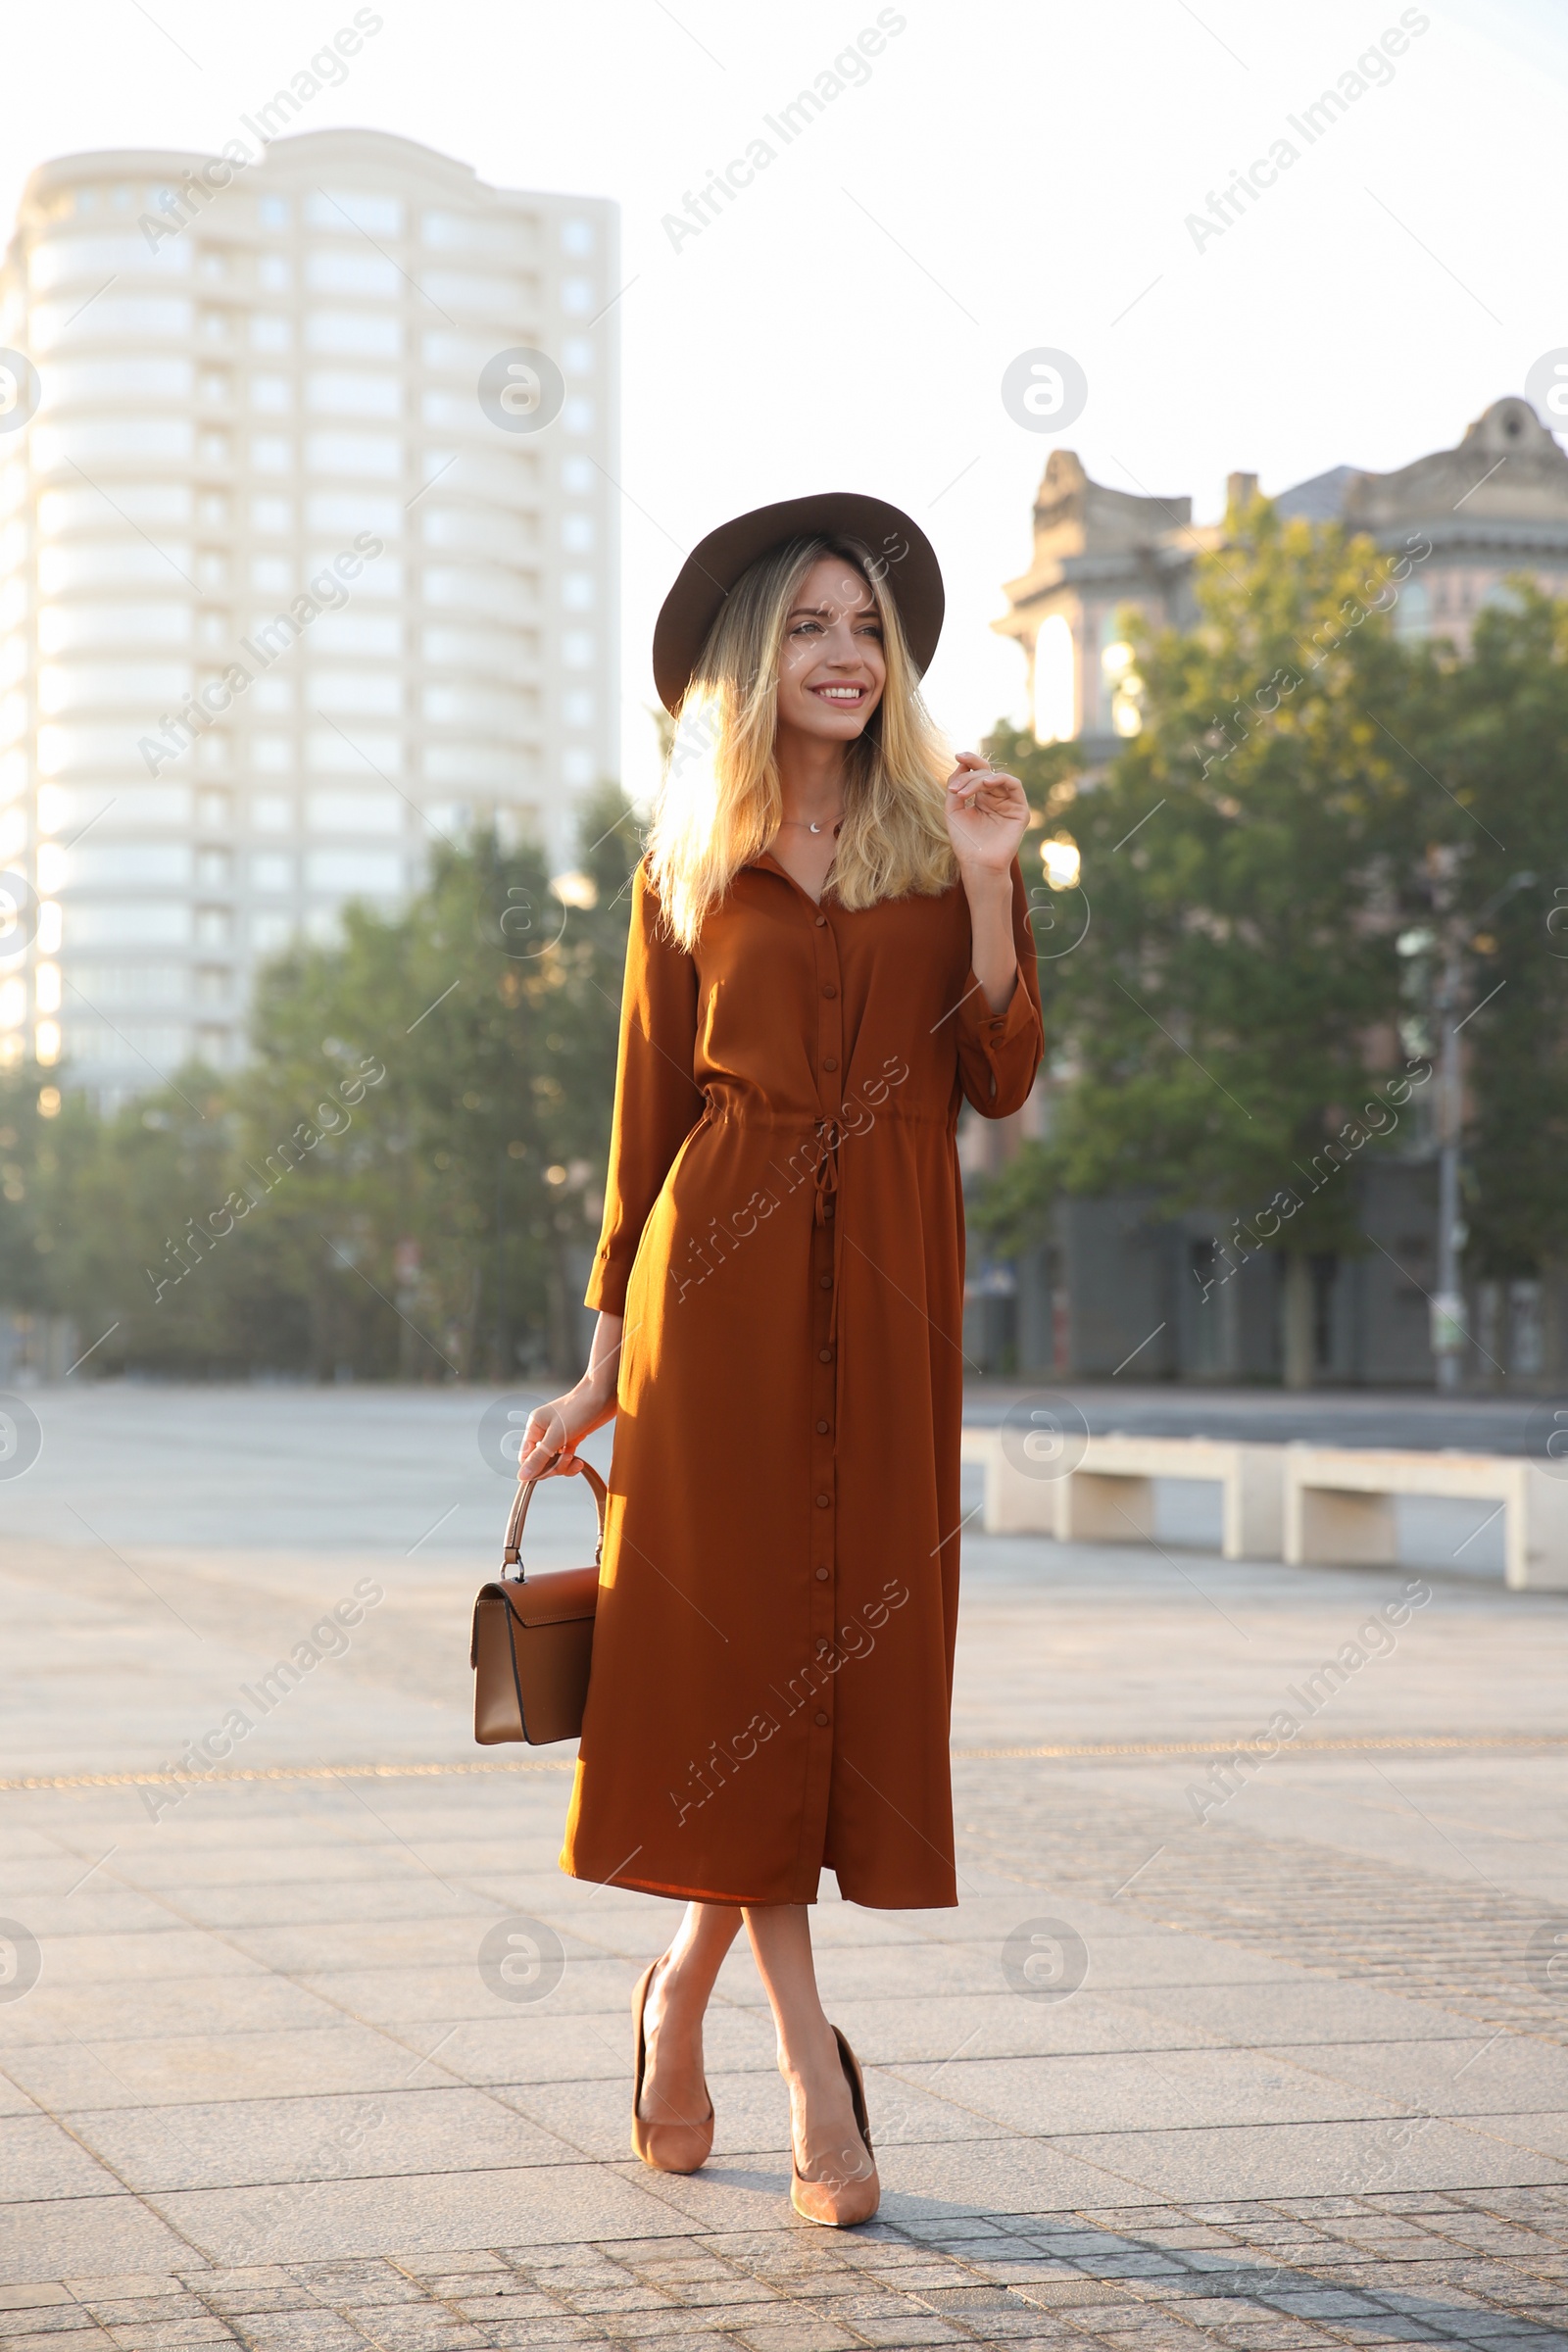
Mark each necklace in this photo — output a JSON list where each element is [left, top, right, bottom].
[[780, 815, 844, 836]]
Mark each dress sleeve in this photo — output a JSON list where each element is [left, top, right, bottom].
[[955, 857, 1046, 1120], [585, 860, 705, 1314]]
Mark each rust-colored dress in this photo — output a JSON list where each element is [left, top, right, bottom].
[[561, 850, 1044, 1908]]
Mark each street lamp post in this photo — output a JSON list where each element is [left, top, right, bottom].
[[1426, 867, 1536, 1393], [1430, 934, 1466, 1393]]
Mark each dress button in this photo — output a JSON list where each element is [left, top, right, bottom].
[[815, 1566, 829, 1582], [822, 1056, 838, 1071], [814, 915, 827, 927], [818, 1348, 833, 1362], [819, 1274, 833, 1290], [815, 1493, 830, 1508], [814, 1710, 830, 1727], [822, 984, 837, 998], [815, 1418, 829, 1433]]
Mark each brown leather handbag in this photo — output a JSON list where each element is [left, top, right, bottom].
[[469, 1461, 607, 1745]]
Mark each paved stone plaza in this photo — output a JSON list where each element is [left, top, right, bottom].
[[2, 1387, 1568, 2349]]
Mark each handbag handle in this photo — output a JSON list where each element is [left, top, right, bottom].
[[502, 1456, 610, 1579]]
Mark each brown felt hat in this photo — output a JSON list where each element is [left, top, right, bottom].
[[652, 491, 944, 715]]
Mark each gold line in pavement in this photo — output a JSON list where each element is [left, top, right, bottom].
[[1, 1759, 577, 1791], [956, 1735, 1568, 1757], [7, 1730, 1568, 1793]]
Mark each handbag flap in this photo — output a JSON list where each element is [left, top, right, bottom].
[[498, 1562, 601, 1628], [469, 1571, 599, 1668]]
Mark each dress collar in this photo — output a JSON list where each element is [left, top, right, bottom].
[[747, 849, 836, 910]]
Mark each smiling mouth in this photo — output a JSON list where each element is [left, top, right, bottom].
[[810, 684, 868, 705]]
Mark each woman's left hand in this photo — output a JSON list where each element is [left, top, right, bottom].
[[945, 753, 1029, 873]]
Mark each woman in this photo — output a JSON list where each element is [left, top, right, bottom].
[[517, 491, 1043, 2227]]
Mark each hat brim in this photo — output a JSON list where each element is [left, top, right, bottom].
[[652, 491, 944, 715]]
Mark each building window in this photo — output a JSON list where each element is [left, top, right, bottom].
[[305, 849, 402, 892], [307, 371, 401, 417], [31, 294, 194, 351], [1394, 578, 1431, 641], [306, 312, 400, 358], [1100, 621, 1144, 737], [310, 670, 402, 716], [305, 791, 402, 834], [305, 430, 401, 477], [1032, 612, 1076, 745], [307, 190, 404, 236], [306, 250, 401, 297]]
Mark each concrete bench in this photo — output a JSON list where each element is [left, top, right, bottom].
[[1284, 1446, 1568, 1591], [962, 1428, 1285, 1560]]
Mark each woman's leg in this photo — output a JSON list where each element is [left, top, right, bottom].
[[638, 1900, 743, 2126], [744, 1903, 870, 2183]]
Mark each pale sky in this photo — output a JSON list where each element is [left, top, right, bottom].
[[3, 0, 1562, 811]]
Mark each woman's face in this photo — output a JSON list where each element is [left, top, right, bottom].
[[775, 555, 888, 744]]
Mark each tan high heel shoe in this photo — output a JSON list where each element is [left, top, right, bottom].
[[790, 2026, 880, 2228], [630, 1954, 714, 2174]]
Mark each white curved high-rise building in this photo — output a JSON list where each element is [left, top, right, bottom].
[[0, 128, 618, 1098]]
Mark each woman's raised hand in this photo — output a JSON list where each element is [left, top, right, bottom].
[[945, 751, 1029, 872], [514, 1309, 624, 1484], [514, 1396, 591, 1485]]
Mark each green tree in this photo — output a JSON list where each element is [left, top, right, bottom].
[[980, 496, 1437, 1383], [235, 790, 640, 1379], [1400, 586, 1568, 1281], [63, 1081, 304, 1373], [11, 793, 642, 1382]]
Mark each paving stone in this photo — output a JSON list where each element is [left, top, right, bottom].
[[8, 1485, 1568, 2347], [728, 2324, 859, 2352], [0, 2325, 110, 2347], [0, 2335, 122, 2352]]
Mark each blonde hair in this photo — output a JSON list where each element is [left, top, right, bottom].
[[646, 535, 955, 951]]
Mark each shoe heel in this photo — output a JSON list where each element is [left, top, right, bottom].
[[631, 1953, 714, 2176], [790, 2026, 880, 2229]]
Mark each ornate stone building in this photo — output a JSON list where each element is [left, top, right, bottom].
[[966, 400, 1568, 1387], [994, 397, 1568, 760]]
